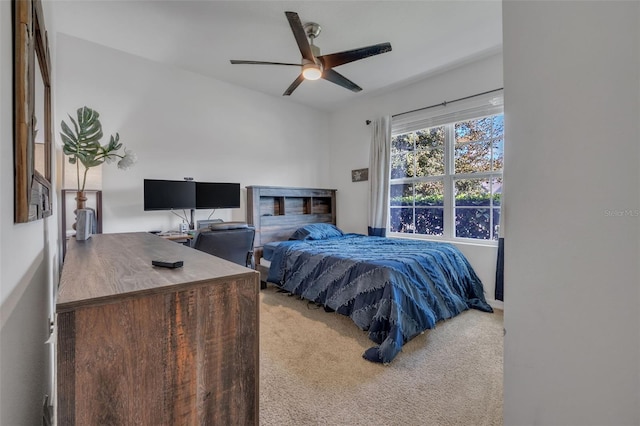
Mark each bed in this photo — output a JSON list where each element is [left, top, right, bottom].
[[263, 224, 493, 363], [246, 186, 493, 363]]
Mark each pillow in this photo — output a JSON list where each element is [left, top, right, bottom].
[[289, 223, 344, 241]]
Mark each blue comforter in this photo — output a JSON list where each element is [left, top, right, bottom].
[[266, 234, 493, 363]]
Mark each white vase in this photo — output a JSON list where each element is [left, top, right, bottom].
[[76, 209, 94, 241]]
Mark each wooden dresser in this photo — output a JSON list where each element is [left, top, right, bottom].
[[56, 232, 259, 425]]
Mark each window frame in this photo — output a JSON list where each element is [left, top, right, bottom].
[[388, 94, 504, 246]]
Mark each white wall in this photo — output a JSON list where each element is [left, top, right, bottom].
[[328, 53, 504, 306], [56, 34, 331, 234], [503, 2, 640, 425], [0, 1, 60, 423]]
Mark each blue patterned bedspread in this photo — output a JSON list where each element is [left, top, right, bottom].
[[266, 234, 493, 363]]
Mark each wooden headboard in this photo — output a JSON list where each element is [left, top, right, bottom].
[[245, 185, 337, 265]]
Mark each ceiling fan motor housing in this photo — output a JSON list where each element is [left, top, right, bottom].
[[303, 42, 323, 80]]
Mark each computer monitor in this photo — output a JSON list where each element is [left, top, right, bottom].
[[143, 179, 196, 211], [195, 182, 240, 209]]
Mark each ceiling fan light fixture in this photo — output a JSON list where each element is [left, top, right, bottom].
[[302, 62, 322, 80]]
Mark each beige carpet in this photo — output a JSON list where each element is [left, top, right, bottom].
[[259, 285, 503, 426]]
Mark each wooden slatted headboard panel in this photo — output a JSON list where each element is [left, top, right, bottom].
[[245, 185, 337, 265]]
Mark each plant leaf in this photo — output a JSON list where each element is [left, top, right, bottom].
[[107, 133, 122, 152], [69, 115, 80, 138], [75, 107, 103, 144], [60, 120, 77, 143]]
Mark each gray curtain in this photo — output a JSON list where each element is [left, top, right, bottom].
[[368, 116, 391, 237]]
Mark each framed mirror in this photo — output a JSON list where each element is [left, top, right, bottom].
[[14, 0, 53, 223]]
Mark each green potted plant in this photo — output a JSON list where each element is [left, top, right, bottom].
[[60, 106, 136, 211]]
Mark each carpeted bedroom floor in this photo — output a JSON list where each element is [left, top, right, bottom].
[[259, 285, 503, 426]]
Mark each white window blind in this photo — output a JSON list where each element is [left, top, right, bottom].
[[392, 91, 504, 135]]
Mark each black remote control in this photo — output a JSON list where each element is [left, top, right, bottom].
[[152, 259, 184, 269]]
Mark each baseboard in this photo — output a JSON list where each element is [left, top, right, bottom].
[[487, 298, 504, 311]]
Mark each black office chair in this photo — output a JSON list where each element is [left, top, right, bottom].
[[192, 222, 256, 268]]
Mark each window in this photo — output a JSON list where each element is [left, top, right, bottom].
[[389, 96, 503, 242]]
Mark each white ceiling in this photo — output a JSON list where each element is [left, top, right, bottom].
[[51, 1, 503, 111]]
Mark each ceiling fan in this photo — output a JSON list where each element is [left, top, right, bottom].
[[230, 11, 392, 96]]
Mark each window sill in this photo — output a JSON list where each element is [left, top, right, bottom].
[[387, 233, 499, 248]]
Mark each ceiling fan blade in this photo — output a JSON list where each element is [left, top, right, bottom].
[[322, 69, 362, 93], [230, 60, 300, 66], [285, 11, 314, 62], [318, 42, 392, 69], [283, 74, 305, 96]]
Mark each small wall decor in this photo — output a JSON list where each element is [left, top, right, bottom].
[[351, 168, 369, 182]]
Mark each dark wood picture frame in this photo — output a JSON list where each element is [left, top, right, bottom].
[[14, 0, 53, 223], [351, 168, 369, 182]]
